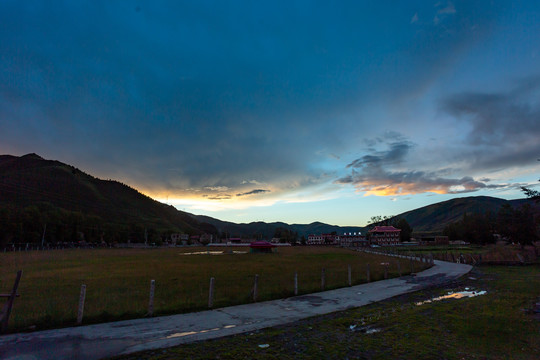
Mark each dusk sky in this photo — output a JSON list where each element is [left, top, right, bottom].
[[1, 1, 539, 226]]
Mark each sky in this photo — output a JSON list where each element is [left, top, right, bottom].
[[1, 1, 539, 227]]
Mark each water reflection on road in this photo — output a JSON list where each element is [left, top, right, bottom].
[[166, 325, 237, 339]]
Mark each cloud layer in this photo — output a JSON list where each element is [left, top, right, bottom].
[[336, 136, 506, 196], [336, 78, 540, 197], [0, 1, 538, 223]]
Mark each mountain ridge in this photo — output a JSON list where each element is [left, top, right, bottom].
[[1, 153, 535, 244]]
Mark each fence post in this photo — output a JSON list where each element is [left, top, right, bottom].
[[348, 265, 352, 286], [208, 277, 215, 308], [321, 268, 326, 291], [366, 263, 370, 283], [77, 284, 86, 325], [148, 280, 155, 316], [1, 270, 22, 333], [252, 274, 259, 302], [294, 271, 298, 296]]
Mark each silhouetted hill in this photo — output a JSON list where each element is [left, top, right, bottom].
[[0, 154, 213, 244], [395, 196, 539, 233]]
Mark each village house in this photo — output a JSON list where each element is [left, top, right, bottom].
[[340, 233, 368, 247], [170, 233, 190, 245], [307, 233, 340, 245], [368, 226, 401, 246]]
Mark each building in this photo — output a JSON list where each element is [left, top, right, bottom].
[[307, 233, 340, 245], [368, 226, 401, 246], [170, 233, 189, 245], [340, 233, 368, 247]]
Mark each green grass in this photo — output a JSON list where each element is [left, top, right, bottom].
[[112, 265, 540, 360], [0, 246, 427, 332]]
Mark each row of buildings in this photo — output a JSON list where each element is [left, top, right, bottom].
[[167, 226, 403, 247], [307, 226, 401, 247]]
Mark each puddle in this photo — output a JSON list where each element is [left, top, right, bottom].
[[179, 251, 247, 256], [416, 290, 487, 306], [350, 324, 380, 334], [180, 251, 224, 256]]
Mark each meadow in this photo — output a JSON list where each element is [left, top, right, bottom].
[[0, 246, 428, 333]]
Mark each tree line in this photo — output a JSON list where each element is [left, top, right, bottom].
[[443, 203, 538, 245], [0, 203, 196, 248]]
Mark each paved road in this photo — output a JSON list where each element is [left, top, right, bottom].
[[0, 260, 472, 360]]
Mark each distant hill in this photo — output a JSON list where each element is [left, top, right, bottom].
[[191, 215, 366, 239], [395, 196, 539, 234]]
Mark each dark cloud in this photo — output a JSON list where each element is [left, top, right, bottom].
[[337, 134, 507, 196], [441, 77, 540, 171], [236, 189, 271, 197], [347, 141, 414, 168], [202, 194, 232, 200], [336, 167, 505, 196], [0, 1, 380, 192]]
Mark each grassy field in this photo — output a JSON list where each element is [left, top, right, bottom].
[[112, 265, 540, 360], [0, 246, 428, 333]]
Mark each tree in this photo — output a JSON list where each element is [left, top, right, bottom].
[[368, 215, 394, 228], [521, 158, 540, 202], [521, 186, 540, 202], [396, 218, 413, 242]]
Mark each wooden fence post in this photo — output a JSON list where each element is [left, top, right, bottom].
[[321, 268, 326, 290], [252, 274, 259, 302], [148, 280, 155, 316], [208, 277, 215, 308], [1, 270, 22, 333], [77, 284, 86, 324], [294, 271, 298, 296], [348, 265, 352, 286]]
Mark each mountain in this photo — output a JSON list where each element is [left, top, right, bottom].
[[395, 196, 540, 233], [0, 153, 214, 244]]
